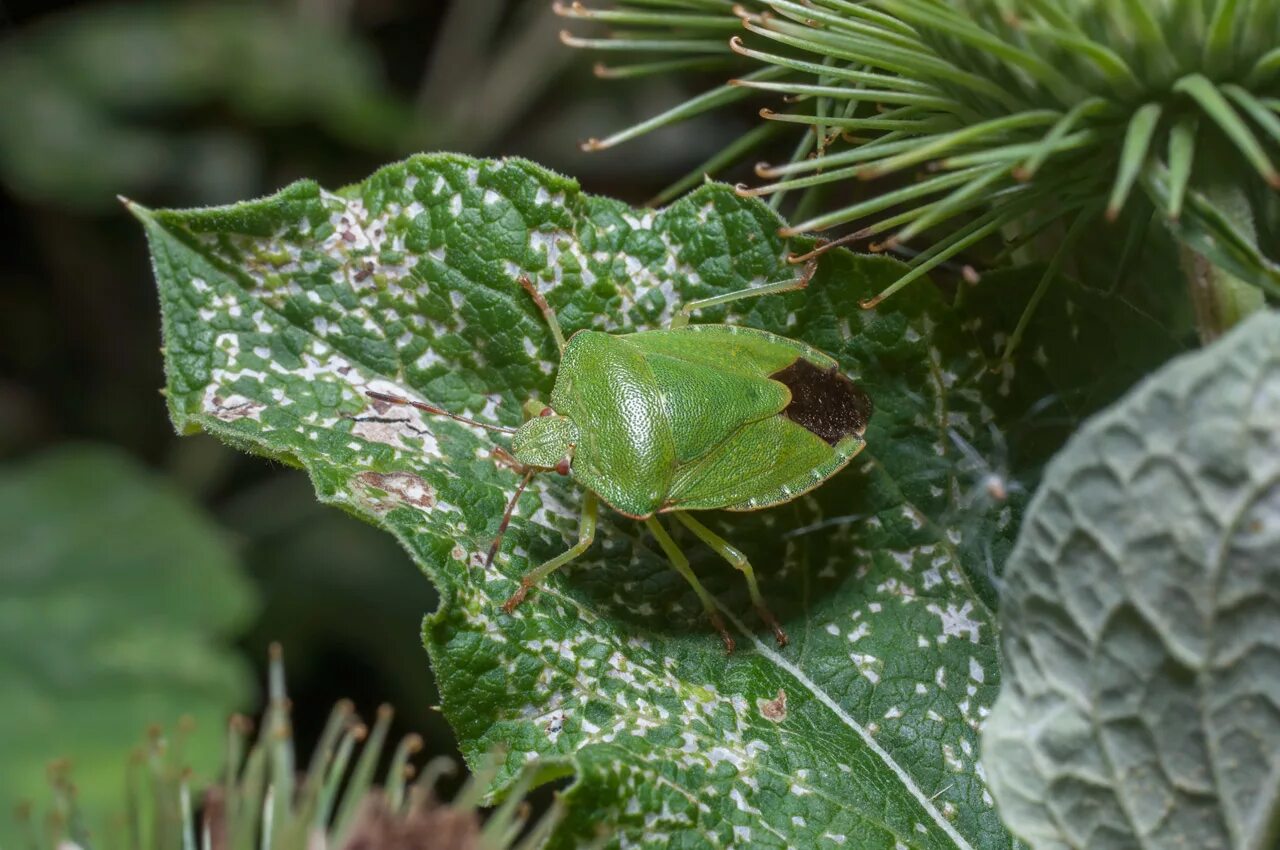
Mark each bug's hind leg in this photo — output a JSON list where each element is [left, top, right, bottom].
[[502, 492, 597, 613], [673, 512, 789, 648], [517, 275, 567, 354], [645, 517, 735, 654], [669, 258, 816, 329]]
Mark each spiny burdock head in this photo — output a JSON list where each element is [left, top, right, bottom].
[[559, 0, 1280, 314], [14, 648, 561, 850]]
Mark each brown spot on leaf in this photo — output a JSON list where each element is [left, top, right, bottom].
[[355, 471, 436, 512], [207, 395, 266, 422], [352, 418, 424, 447], [757, 689, 787, 722], [769, 358, 872, 445], [367, 394, 396, 415]]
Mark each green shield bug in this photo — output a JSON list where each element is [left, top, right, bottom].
[[367, 261, 872, 652]]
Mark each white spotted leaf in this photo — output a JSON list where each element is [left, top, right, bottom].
[[984, 312, 1280, 850], [135, 154, 1179, 849]]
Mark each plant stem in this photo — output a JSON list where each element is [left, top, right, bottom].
[[1181, 182, 1265, 343]]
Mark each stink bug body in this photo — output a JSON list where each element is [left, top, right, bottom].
[[368, 263, 872, 652]]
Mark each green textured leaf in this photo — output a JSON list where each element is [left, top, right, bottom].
[[0, 445, 255, 842], [136, 153, 1176, 849], [984, 312, 1280, 850]]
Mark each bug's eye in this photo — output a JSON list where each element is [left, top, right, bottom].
[[539, 407, 555, 417], [555, 457, 571, 476]]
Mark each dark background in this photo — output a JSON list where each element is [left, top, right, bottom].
[[0, 0, 762, 801]]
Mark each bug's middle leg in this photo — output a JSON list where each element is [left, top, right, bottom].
[[502, 492, 598, 613], [644, 517, 735, 654], [672, 512, 789, 648]]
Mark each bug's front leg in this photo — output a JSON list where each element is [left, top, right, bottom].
[[489, 446, 529, 474], [644, 517, 735, 654], [674, 513, 789, 647], [517, 275, 567, 354], [501, 491, 598, 613], [668, 258, 816, 329]]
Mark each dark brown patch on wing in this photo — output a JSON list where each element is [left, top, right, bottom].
[[769, 358, 873, 445]]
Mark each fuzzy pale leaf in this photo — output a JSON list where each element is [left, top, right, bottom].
[[984, 312, 1280, 850]]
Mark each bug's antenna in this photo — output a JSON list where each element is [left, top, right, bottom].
[[485, 470, 535, 567], [365, 390, 517, 435]]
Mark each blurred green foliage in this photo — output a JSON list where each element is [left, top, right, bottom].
[[0, 445, 255, 844], [0, 3, 420, 210]]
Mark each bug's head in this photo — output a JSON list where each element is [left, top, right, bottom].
[[511, 414, 579, 474]]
